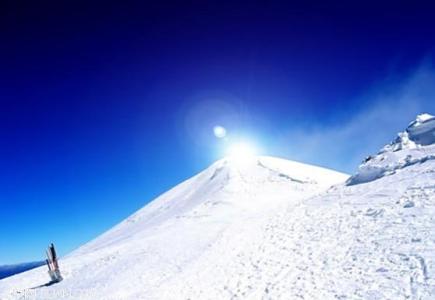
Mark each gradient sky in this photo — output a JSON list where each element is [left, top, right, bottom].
[[1, 1, 435, 264]]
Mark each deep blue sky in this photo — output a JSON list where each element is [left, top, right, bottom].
[[1, 1, 435, 264]]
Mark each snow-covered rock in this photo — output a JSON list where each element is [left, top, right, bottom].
[[407, 113, 435, 145], [347, 113, 435, 185]]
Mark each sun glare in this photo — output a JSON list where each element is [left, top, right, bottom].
[[227, 142, 257, 165]]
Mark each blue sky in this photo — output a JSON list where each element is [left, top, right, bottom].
[[1, 1, 435, 264]]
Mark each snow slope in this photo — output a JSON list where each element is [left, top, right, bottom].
[[0, 156, 347, 300], [1, 114, 435, 299]]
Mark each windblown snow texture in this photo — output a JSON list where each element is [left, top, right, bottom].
[[1, 114, 435, 300]]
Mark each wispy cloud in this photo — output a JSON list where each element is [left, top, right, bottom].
[[274, 63, 435, 173]]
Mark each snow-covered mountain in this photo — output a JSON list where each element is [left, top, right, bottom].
[[1, 114, 435, 300], [0, 157, 347, 299]]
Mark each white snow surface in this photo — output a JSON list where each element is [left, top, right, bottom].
[[1, 115, 435, 299], [0, 156, 348, 299]]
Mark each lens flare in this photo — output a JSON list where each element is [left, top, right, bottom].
[[213, 126, 227, 138]]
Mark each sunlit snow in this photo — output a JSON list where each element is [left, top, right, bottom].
[[1, 114, 435, 300]]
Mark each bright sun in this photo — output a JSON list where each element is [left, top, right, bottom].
[[227, 142, 257, 164]]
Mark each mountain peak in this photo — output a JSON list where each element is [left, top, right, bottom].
[[71, 156, 347, 255]]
